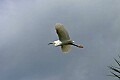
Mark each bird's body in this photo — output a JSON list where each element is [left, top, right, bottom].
[[48, 23, 83, 53]]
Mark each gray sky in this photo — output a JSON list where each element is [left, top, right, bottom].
[[0, 0, 120, 80]]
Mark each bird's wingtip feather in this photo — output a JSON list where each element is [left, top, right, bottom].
[[55, 23, 63, 29]]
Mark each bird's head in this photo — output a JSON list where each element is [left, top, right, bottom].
[[48, 40, 62, 46]]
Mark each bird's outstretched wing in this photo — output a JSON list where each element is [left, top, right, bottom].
[[61, 45, 71, 53], [55, 23, 70, 41]]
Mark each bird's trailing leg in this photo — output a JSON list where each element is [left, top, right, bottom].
[[71, 43, 84, 48]]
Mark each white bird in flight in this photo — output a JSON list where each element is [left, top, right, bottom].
[[48, 23, 83, 53]]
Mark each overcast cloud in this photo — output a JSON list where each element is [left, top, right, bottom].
[[0, 0, 120, 80]]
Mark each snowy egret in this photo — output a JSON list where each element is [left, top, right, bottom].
[[48, 23, 83, 53]]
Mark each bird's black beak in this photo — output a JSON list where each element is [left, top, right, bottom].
[[48, 42, 53, 45]]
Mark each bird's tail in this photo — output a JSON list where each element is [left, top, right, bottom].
[[61, 45, 71, 53]]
